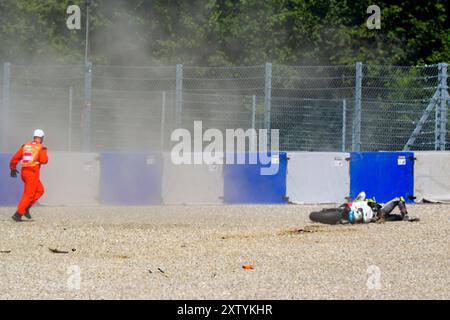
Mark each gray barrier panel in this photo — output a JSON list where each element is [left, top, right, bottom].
[[40, 152, 100, 205], [162, 153, 224, 204], [414, 151, 450, 203], [287, 152, 350, 204]]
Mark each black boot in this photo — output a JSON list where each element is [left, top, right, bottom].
[[11, 212, 23, 222], [24, 206, 32, 219], [398, 199, 408, 220]]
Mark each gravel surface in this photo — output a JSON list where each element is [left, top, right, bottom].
[[0, 204, 449, 300]]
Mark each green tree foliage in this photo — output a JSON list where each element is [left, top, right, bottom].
[[0, 0, 448, 65]]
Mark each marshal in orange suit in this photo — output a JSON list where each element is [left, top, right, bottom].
[[10, 129, 48, 222]]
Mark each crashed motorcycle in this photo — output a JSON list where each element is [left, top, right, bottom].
[[309, 193, 419, 225]]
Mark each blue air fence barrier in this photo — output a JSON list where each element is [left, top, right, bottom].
[[99, 152, 163, 205], [224, 152, 288, 204], [350, 152, 414, 204], [0, 153, 23, 206]]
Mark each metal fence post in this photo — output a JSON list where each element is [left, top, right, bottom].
[[251, 95, 256, 151], [435, 86, 440, 150], [176, 64, 183, 127], [264, 63, 272, 150], [161, 91, 166, 150], [1, 63, 11, 151], [352, 62, 363, 151], [68, 86, 73, 151], [83, 62, 92, 152], [438, 63, 448, 150], [342, 99, 347, 152]]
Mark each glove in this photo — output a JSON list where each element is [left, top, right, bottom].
[[10, 169, 19, 178]]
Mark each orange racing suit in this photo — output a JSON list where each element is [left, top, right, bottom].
[[10, 141, 48, 215]]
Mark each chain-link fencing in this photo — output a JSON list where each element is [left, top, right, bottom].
[[0, 62, 448, 153]]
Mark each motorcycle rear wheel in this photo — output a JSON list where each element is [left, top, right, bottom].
[[309, 208, 345, 225]]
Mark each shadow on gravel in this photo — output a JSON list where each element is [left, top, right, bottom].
[[278, 224, 358, 236], [219, 224, 359, 241]]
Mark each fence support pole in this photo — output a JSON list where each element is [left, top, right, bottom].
[[1, 62, 11, 152], [251, 95, 256, 151], [83, 62, 92, 152], [435, 88, 440, 150], [438, 63, 448, 150], [161, 91, 166, 150], [405, 91, 439, 151], [352, 62, 362, 151], [175, 64, 183, 127], [68, 86, 73, 152], [342, 99, 347, 152], [264, 63, 272, 151]]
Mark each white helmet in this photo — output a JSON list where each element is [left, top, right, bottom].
[[33, 129, 45, 138]]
